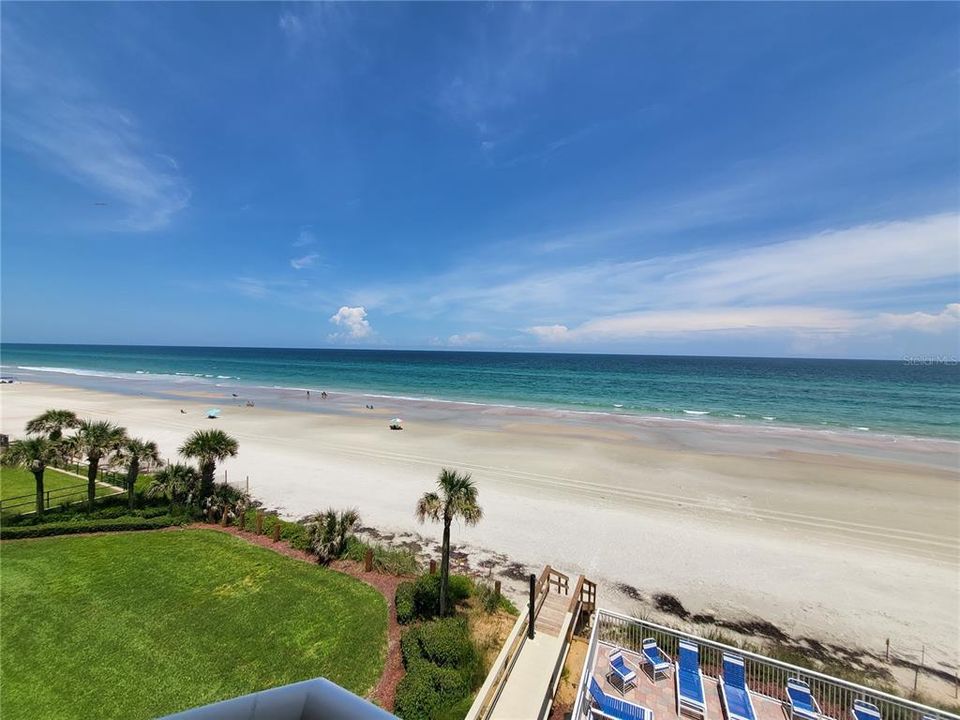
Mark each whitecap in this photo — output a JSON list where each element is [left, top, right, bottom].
[[683, 410, 710, 416]]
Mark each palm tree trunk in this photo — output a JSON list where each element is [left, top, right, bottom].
[[87, 457, 99, 509], [200, 461, 215, 499], [126, 459, 139, 510], [439, 517, 451, 616], [34, 469, 45, 517]]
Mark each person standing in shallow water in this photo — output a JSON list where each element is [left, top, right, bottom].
[[306, 390, 310, 400]]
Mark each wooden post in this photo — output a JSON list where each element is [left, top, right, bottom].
[[885, 638, 890, 662], [527, 573, 536, 640], [255, 511, 264, 535], [429, 559, 437, 575], [364, 548, 373, 572], [494, 580, 501, 600], [220, 508, 229, 527], [272, 523, 281, 543]]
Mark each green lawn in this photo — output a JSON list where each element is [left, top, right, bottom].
[[0, 466, 120, 517], [0, 529, 388, 719]]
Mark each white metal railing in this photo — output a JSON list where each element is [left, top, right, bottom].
[[571, 609, 958, 720]]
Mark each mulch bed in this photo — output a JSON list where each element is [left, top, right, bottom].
[[188, 523, 408, 711]]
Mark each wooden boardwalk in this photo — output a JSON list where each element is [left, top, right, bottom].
[[467, 567, 596, 720]]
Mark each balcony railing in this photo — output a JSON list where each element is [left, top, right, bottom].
[[571, 609, 957, 720]]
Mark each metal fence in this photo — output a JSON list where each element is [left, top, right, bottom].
[[0, 480, 125, 515], [571, 609, 958, 720]]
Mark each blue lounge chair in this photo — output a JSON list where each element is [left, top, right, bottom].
[[589, 677, 654, 720], [786, 679, 821, 720], [719, 653, 756, 720], [675, 640, 707, 719], [851, 700, 881, 720], [642, 638, 671, 681], [608, 649, 638, 693]]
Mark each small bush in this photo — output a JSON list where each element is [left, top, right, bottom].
[[447, 574, 473, 603], [393, 663, 468, 720], [401, 618, 478, 677], [0, 515, 181, 539], [474, 581, 520, 615], [412, 573, 444, 619], [396, 581, 416, 625]]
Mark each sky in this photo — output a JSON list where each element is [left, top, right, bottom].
[[2, 2, 958, 359]]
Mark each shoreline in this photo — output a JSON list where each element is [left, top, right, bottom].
[[3, 364, 958, 468], [1, 378, 957, 697]]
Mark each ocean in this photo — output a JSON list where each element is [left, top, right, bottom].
[[1, 344, 958, 440]]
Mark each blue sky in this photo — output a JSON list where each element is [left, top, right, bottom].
[[2, 2, 958, 358]]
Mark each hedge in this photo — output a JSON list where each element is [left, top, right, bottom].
[[393, 663, 468, 720], [396, 581, 416, 625], [0, 515, 182, 540], [236, 509, 311, 551]]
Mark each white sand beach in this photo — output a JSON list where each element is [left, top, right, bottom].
[[2, 380, 957, 689]]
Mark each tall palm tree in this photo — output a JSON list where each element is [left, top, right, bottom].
[[119, 437, 160, 510], [25, 409, 79, 441], [2, 437, 60, 516], [179, 429, 238, 499], [69, 420, 127, 509], [415, 468, 483, 616], [147, 463, 200, 507]]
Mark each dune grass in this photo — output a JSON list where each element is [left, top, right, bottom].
[[0, 529, 388, 720]]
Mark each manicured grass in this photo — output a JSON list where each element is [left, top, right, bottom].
[[0, 529, 388, 719], [0, 466, 118, 516]]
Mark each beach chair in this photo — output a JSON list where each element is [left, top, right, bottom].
[[642, 638, 671, 681], [675, 640, 707, 719], [719, 653, 756, 720], [851, 700, 881, 720], [786, 679, 821, 720], [607, 649, 638, 693], [589, 677, 654, 720]]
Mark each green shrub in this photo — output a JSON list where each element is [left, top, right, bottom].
[[413, 573, 444, 619], [447, 575, 473, 603], [0, 515, 181, 539], [400, 626, 426, 670], [396, 581, 416, 625], [415, 617, 475, 669], [393, 663, 468, 720]]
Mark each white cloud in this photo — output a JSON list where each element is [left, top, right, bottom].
[[329, 306, 372, 339], [528, 307, 861, 343], [2, 23, 189, 231], [447, 332, 487, 346], [278, 11, 303, 39], [875, 303, 960, 334], [290, 253, 319, 270], [293, 229, 316, 247], [350, 212, 959, 325]]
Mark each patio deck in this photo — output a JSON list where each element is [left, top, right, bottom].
[[590, 641, 802, 720]]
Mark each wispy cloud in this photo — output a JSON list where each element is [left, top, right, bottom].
[[329, 305, 372, 339], [2, 22, 189, 231], [293, 229, 317, 247], [290, 253, 319, 270], [342, 212, 958, 346]]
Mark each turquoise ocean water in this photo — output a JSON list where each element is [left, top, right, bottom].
[[1, 344, 958, 440]]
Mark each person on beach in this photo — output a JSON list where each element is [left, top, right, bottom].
[[307, 390, 310, 400]]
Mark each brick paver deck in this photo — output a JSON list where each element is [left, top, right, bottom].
[[590, 643, 790, 720]]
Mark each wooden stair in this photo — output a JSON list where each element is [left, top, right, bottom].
[[536, 591, 570, 637]]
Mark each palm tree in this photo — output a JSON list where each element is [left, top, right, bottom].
[[119, 437, 160, 510], [147, 463, 200, 507], [179, 429, 238, 499], [2, 437, 60, 516], [25, 409, 79, 441], [415, 468, 483, 615], [306, 508, 360, 564], [69, 420, 127, 509]]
